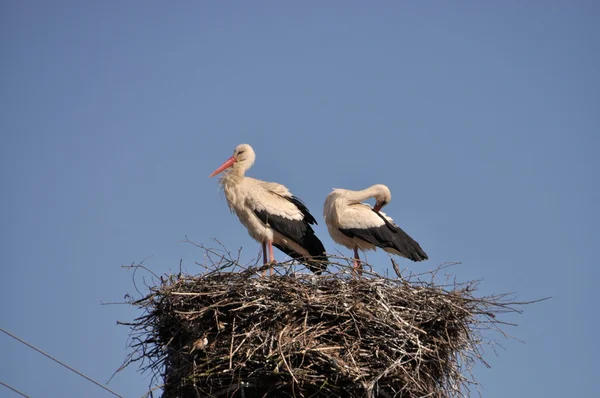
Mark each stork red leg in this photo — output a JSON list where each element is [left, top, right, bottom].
[[268, 241, 276, 276], [353, 247, 362, 277], [261, 241, 268, 277], [262, 242, 268, 265], [268, 241, 276, 263]]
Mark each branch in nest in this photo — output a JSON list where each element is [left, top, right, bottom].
[[115, 241, 549, 398]]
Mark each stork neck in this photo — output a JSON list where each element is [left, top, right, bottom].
[[220, 169, 244, 187], [346, 186, 380, 204]]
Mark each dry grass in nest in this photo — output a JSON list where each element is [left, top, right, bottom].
[[116, 241, 543, 398]]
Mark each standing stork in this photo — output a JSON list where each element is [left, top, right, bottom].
[[323, 184, 428, 274], [209, 144, 328, 274]]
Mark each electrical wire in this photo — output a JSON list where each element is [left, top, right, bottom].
[[0, 380, 30, 398], [0, 327, 124, 398]]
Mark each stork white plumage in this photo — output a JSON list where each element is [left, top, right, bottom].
[[209, 144, 328, 274], [323, 184, 428, 274]]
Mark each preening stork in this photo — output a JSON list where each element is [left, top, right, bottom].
[[209, 144, 328, 274], [323, 184, 428, 274]]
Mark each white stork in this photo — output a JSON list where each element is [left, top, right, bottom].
[[323, 184, 428, 274], [209, 143, 328, 274]]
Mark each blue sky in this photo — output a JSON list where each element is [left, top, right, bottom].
[[1, 1, 598, 397]]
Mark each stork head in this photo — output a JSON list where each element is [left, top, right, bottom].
[[370, 184, 392, 212], [209, 143, 256, 178]]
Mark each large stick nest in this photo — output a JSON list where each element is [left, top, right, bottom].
[[119, 243, 538, 398]]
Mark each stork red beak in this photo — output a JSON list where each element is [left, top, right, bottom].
[[208, 156, 236, 178], [373, 203, 382, 212]]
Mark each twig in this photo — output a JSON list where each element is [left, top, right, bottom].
[[116, 242, 546, 397]]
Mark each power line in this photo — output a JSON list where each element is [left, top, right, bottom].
[[0, 380, 30, 398], [0, 327, 124, 398]]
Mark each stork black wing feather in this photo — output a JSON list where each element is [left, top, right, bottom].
[[286, 196, 318, 225], [254, 204, 328, 274], [339, 213, 428, 262]]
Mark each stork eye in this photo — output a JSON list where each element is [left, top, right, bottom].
[[238, 150, 245, 155]]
